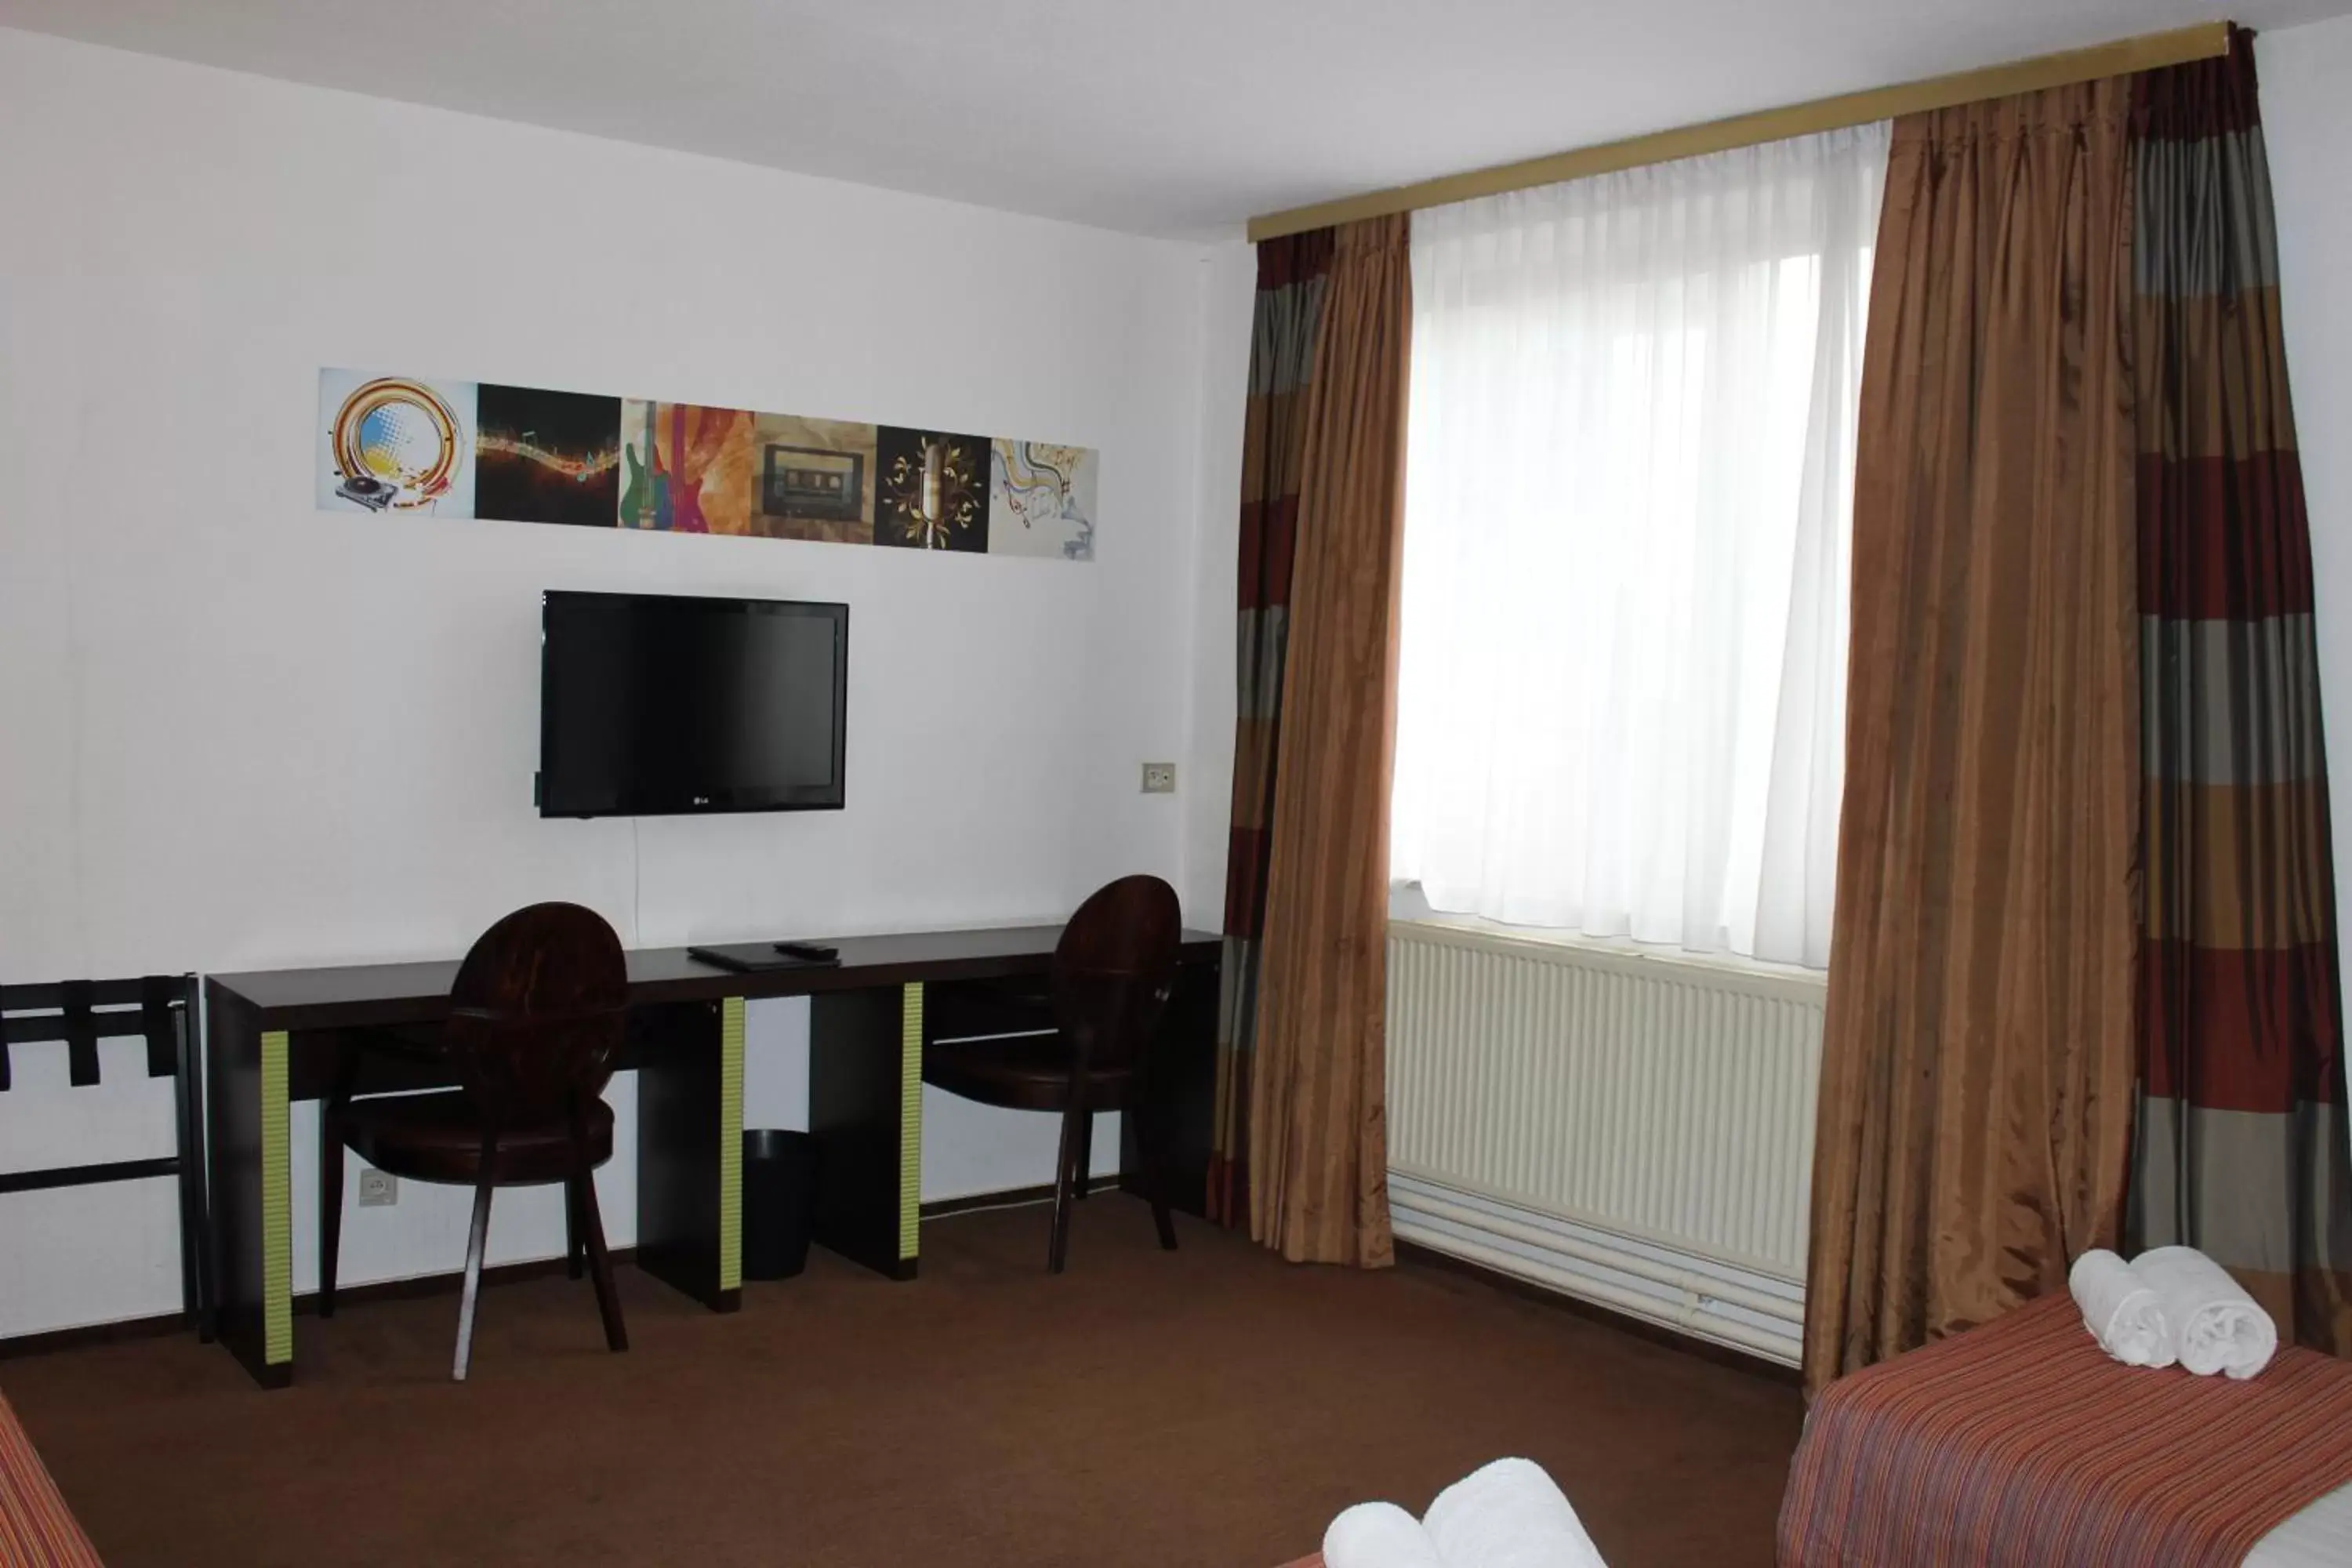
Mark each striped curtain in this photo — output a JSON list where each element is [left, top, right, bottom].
[[2129, 28, 2352, 1356], [1208, 230, 1334, 1226]]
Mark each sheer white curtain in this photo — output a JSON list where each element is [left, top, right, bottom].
[[1390, 124, 1888, 968]]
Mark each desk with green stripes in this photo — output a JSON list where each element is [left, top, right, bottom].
[[203, 925, 1221, 1388]]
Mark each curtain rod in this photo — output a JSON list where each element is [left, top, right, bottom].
[[1245, 20, 2230, 242]]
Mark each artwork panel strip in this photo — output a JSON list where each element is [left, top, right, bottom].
[[318, 371, 1094, 561]]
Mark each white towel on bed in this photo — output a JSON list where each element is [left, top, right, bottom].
[[2132, 1244, 2278, 1380], [2068, 1248, 2176, 1367], [1323, 1501, 1448, 1568], [1421, 1458, 1607, 1568]]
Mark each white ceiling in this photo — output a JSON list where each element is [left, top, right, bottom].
[[4, 0, 2347, 239]]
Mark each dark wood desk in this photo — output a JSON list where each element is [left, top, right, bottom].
[[205, 925, 1221, 1388]]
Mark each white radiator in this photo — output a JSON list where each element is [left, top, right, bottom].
[[1385, 920, 1824, 1364]]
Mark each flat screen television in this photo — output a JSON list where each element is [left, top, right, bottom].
[[538, 590, 848, 818]]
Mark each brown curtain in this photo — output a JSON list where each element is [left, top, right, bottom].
[[1207, 230, 1335, 1228], [1247, 215, 1410, 1266], [1803, 82, 2142, 1392], [2128, 30, 2352, 1355]]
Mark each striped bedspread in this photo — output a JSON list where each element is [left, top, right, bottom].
[[0, 1388, 102, 1567], [1779, 1292, 2352, 1567]]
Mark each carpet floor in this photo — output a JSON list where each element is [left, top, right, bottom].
[[3, 1199, 1802, 1566]]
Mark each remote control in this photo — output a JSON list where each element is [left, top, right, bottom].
[[773, 940, 839, 961]]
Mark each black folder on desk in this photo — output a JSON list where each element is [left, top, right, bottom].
[[686, 943, 842, 974]]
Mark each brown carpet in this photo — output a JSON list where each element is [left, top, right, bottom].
[[3, 1200, 1802, 1566]]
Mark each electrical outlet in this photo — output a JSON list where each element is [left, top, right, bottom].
[[358, 1169, 398, 1208], [1142, 762, 1176, 795]]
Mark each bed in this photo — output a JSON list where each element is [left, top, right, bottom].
[[0, 1386, 103, 1566], [1279, 1501, 2352, 1568], [1780, 1292, 2352, 1568]]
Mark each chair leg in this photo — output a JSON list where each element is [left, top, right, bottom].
[[452, 1172, 495, 1383], [1075, 1113, 1093, 1200], [318, 1120, 345, 1319], [564, 1174, 585, 1281], [575, 1168, 627, 1353], [1144, 1098, 1178, 1253], [1047, 1096, 1087, 1275]]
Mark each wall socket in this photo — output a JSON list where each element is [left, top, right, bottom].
[[357, 1169, 398, 1208], [1141, 762, 1176, 795]]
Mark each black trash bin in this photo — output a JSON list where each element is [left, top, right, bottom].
[[742, 1129, 818, 1280]]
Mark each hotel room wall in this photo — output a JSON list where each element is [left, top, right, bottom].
[[2261, 16, 2352, 1175], [0, 27, 1244, 1335]]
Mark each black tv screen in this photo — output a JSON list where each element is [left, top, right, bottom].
[[538, 590, 848, 818]]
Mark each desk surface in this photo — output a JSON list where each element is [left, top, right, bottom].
[[200, 919, 1226, 1386], [209, 924, 1224, 1029]]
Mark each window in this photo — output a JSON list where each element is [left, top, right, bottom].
[[1389, 125, 1889, 968]]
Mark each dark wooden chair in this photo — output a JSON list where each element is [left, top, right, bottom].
[[319, 902, 628, 1380], [924, 874, 1184, 1273]]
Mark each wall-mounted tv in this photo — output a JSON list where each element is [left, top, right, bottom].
[[538, 590, 848, 818]]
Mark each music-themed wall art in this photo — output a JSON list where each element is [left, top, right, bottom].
[[315, 369, 1098, 562]]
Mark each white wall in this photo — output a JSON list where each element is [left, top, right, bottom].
[[0, 27, 1249, 1334], [2263, 19, 2352, 1086]]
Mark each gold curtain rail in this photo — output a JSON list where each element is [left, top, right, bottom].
[[1245, 20, 2230, 242]]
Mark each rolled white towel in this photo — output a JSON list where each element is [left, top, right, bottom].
[[1422, 1458, 1607, 1568], [1323, 1501, 1447, 1568], [2068, 1248, 2176, 1367], [2132, 1245, 2278, 1380]]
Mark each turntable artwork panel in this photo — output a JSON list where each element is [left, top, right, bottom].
[[316, 369, 478, 517], [314, 367, 1097, 562]]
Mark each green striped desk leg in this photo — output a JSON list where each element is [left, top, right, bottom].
[[807, 982, 922, 1280], [635, 996, 743, 1312], [204, 984, 292, 1388], [260, 1029, 293, 1374], [899, 983, 923, 1268], [719, 996, 745, 1295]]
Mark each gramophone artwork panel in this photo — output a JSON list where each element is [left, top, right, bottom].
[[317, 368, 1093, 562]]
